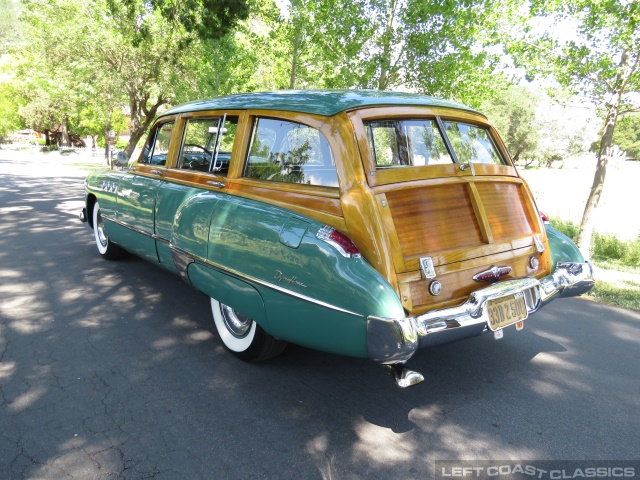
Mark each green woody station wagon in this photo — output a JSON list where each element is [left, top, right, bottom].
[[80, 90, 594, 387]]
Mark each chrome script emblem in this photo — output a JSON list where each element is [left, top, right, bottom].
[[274, 270, 307, 288], [473, 266, 512, 283]]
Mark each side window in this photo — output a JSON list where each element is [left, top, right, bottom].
[[178, 116, 238, 173], [141, 121, 174, 165], [243, 118, 338, 188]]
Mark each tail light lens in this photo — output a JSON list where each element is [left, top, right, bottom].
[[316, 226, 361, 258], [540, 212, 550, 224]]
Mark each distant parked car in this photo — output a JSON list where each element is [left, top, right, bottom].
[[80, 90, 593, 386]]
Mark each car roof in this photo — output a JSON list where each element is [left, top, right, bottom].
[[160, 89, 481, 118]]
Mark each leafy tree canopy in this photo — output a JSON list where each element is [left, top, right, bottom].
[[612, 114, 640, 160], [111, 0, 249, 45], [506, 0, 640, 254]]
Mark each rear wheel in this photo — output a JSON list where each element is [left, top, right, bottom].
[[211, 298, 287, 361], [92, 201, 126, 260]]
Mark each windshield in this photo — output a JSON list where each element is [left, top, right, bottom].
[[364, 119, 507, 168]]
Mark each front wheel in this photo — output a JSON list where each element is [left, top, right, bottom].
[[92, 201, 126, 260], [211, 298, 287, 361]]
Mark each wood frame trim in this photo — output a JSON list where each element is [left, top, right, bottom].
[[466, 182, 494, 244], [348, 106, 518, 187], [375, 193, 407, 272]]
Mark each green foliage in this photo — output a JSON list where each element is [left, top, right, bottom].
[[592, 233, 640, 267], [550, 216, 640, 267], [549, 216, 580, 242], [612, 114, 640, 160], [482, 86, 540, 166], [587, 280, 640, 312], [111, 0, 249, 45], [506, 0, 640, 254], [0, 0, 20, 54], [266, 0, 512, 104], [0, 78, 25, 138]]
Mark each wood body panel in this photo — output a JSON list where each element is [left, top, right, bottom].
[[476, 182, 535, 242], [385, 183, 484, 258]]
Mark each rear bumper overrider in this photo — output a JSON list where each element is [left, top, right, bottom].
[[367, 261, 594, 364]]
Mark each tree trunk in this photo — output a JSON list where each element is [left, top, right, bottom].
[[44, 129, 50, 146], [123, 91, 166, 161], [104, 122, 111, 166], [576, 98, 620, 256], [289, 30, 300, 90], [376, 0, 396, 90], [60, 115, 71, 147]]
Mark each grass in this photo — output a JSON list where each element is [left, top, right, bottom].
[[549, 216, 640, 311], [549, 216, 640, 268], [66, 161, 105, 172], [585, 279, 640, 312]]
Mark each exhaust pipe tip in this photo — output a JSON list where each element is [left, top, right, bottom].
[[385, 363, 424, 388]]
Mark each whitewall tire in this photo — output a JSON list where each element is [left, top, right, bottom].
[[210, 297, 287, 361]]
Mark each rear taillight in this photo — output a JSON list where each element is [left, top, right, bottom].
[[316, 226, 361, 258], [540, 212, 550, 224]]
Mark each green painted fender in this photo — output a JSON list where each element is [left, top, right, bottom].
[[184, 193, 405, 358], [545, 224, 586, 269]]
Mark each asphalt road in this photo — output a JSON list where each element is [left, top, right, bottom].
[[1, 152, 639, 479]]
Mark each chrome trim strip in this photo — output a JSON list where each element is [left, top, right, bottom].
[[99, 216, 359, 317], [367, 261, 594, 364], [170, 246, 364, 318], [101, 215, 174, 246], [154, 236, 171, 245], [171, 249, 194, 285], [101, 215, 156, 239]]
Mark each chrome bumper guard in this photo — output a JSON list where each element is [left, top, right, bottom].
[[367, 262, 594, 364]]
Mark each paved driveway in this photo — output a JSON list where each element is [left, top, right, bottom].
[[1, 152, 639, 479]]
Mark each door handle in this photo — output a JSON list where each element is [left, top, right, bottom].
[[150, 169, 163, 176], [207, 181, 225, 188]]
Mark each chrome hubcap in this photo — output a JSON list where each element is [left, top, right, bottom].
[[220, 304, 252, 338], [96, 210, 108, 247]]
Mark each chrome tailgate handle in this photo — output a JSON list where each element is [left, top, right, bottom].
[[207, 181, 225, 188]]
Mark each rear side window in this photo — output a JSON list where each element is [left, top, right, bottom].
[[364, 118, 506, 168], [243, 118, 338, 188]]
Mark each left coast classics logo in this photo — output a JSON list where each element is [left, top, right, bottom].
[[274, 270, 307, 288]]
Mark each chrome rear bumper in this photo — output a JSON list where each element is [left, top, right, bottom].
[[367, 261, 594, 364]]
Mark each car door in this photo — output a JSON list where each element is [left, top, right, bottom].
[[154, 114, 238, 271], [114, 120, 175, 263]]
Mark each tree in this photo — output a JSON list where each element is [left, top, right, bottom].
[[113, 0, 249, 44], [268, 0, 511, 105], [612, 114, 640, 160], [508, 0, 640, 255], [0, 0, 20, 54], [16, 0, 251, 160], [482, 85, 541, 167]]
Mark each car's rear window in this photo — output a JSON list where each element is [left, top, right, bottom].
[[364, 119, 506, 168]]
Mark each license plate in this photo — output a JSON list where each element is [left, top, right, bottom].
[[487, 293, 528, 331]]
